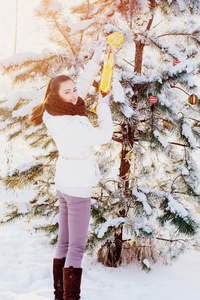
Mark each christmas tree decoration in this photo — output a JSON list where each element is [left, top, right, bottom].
[[98, 51, 115, 96], [105, 31, 125, 50], [188, 94, 199, 105], [99, 32, 124, 96], [90, 98, 98, 113], [173, 60, 180, 66], [149, 95, 158, 103]]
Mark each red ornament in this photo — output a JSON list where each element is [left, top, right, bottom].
[[188, 94, 199, 105], [149, 95, 157, 103], [173, 60, 180, 66]]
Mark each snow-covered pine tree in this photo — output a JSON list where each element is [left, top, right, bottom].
[[0, 0, 103, 244], [0, 0, 200, 271], [69, 0, 200, 270]]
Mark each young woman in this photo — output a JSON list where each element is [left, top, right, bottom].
[[29, 40, 113, 300]]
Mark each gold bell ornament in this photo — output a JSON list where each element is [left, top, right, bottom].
[[91, 32, 125, 113]]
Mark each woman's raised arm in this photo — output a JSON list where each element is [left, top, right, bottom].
[[76, 40, 107, 100]]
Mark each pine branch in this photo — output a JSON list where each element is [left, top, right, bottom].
[[112, 136, 123, 144], [170, 174, 182, 192], [133, 32, 181, 59], [156, 237, 189, 243], [33, 179, 55, 185], [171, 85, 190, 96], [156, 236, 200, 249], [123, 58, 135, 68], [170, 142, 200, 149], [3, 162, 44, 189], [52, 15, 76, 56], [146, 15, 154, 31], [158, 33, 196, 38], [188, 117, 200, 123]]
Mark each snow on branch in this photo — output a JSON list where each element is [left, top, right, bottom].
[[139, 187, 166, 197], [165, 60, 195, 77], [104, 24, 125, 35], [35, 0, 62, 16], [8, 161, 43, 177], [185, 160, 200, 194], [157, 93, 175, 111], [182, 119, 197, 149], [18, 202, 32, 214], [0, 119, 11, 131], [67, 19, 96, 35], [153, 130, 170, 149], [0, 52, 42, 73], [120, 72, 150, 86], [25, 124, 44, 136], [52, 213, 59, 225], [95, 217, 127, 238], [12, 99, 43, 119], [147, 36, 185, 60], [4, 89, 44, 110], [133, 222, 154, 237], [0, 50, 73, 74], [166, 192, 188, 219], [132, 188, 152, 215], [175, 0, 188, 12], [121, 104, 135, 118], [174, 163, 190, 176], [36, 195, 49, 206], [113, 78, 126, 103]]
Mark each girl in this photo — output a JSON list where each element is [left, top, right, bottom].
[[29, 40, 113, 300]]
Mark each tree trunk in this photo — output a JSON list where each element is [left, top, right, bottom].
[[134, 41, 145, 75], [134, 15, 154, 75], [119, 121, 131, 195], [115, 14, 154, 265], [119, 15, 154, 185], [119, 146, 130, 192]]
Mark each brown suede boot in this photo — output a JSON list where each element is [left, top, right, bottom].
[[63, 266, 82, 300], [53, 258, 66, 300]]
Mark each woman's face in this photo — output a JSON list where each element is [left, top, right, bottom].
[[58, 80, 78, 105]]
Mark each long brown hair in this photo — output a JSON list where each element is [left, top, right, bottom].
[[28, 75, 73, 126]]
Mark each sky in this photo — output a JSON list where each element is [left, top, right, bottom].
[[0, 0, 42, 59], [0, 0, 81, 59], [0, 0, 82, 97]]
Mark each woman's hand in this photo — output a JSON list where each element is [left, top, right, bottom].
[[98, 92, 111, 105], [92, 39, 108, 64]]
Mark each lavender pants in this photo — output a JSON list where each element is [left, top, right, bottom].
[[55, 190, 91, 268]]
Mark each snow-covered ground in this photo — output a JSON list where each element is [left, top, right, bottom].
[[0, 188, 200, 300]]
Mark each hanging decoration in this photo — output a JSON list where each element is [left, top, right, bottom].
[[99, 32, 125, 96], [173, 60, 180, 66], [149, 95, 158, 103], [91, 101, 98, 113], [98, 50, 114, 97], [91, 32, 125, 113], [188, 94, 199, 105]]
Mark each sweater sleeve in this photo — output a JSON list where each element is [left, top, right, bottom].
[[58, 103, 113, 147], [76, 60, 101, 100]]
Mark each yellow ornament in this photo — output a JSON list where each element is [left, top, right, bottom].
[[99, 32, 125, 97], [91, 99, 98, 113], [98, 51, 115, 97], [106, 31, 125, 50]]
